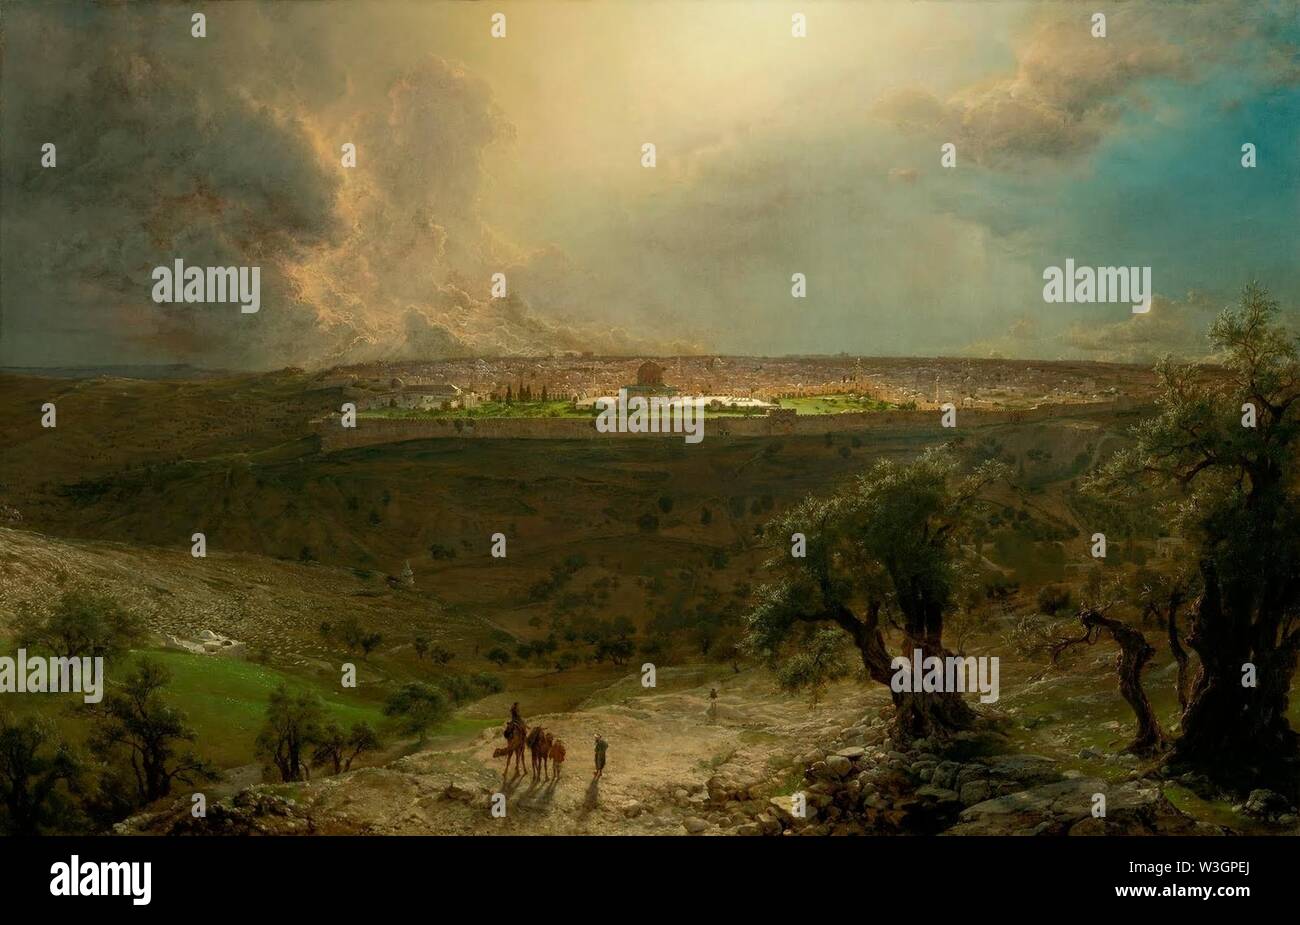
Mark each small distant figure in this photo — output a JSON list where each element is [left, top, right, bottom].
[[549, 737, 566, 779], [527, 725, 552, 782], [593, 733, 608, 780], [708, 687, 718, 724], [494, 701, 528, 778]]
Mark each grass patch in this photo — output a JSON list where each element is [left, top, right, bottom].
[[146, 649, 388, 767], [773, 765, 807, 797], [0, 642, 414, 769], [359, 400, 591, 420], [776, 394, 899, 415]]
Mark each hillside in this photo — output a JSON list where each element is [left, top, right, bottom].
[[0, 368, 1150, 651], [7, 367, 1276, 838]]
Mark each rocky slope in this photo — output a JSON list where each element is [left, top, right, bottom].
[[118, 671, 1256, 837]]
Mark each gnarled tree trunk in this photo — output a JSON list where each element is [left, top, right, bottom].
[[1054, 608, 1165, 756], [1165, 596, 1191, 712], [1172, 561, 1300, 789], [838, 601, 975, 742]]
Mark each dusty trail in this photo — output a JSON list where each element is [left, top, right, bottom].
[[293, 670, 886, 835]]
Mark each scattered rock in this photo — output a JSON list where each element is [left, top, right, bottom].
[[757, 814, 782, 835], [931, 762, 960, 790], [984, 754, 1061, 785], [826, 755, 853, 778], [915, 785, 960, 804], [443, 781, 479, 802], [958, 780, 992, 806], [1244, 789, 1290, 817], [947, 779, 1224, 836]]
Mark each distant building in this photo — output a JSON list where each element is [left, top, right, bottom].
[[637, 360, 665, 387], [575, 357, 777, 412], [624, 360, 679, 400], [358, 383, 477, 411]]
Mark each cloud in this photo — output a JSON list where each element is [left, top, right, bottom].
[[874, 14, 1190, 166], [1, 2, 1292, 368], [959, 292, 1234, 363], [1060, 290, 1224, 364], [960, 315, 1050, 360], [873, 4, 1299, 168], [0, 4, 675, 370]]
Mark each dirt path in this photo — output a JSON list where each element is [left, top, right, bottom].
[[292, 669, 888, 834]]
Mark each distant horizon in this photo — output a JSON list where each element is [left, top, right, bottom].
[[0, 351, 1173, 380]]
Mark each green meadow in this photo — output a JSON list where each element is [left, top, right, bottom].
[[359, 399, 591, 420], [0, 642, 492, 769], [775, 394, 899, 415]]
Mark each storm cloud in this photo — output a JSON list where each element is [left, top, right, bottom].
[[0, 2, 682, 369], [1, 1, 1296, 369]]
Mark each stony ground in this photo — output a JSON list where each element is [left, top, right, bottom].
[[126, 669, 876, 835], [121, 666, 1300, 837]]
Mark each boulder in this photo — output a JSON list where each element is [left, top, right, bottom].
[[1244, 789, 1291, 816], [443, 781, 479, 802], [914, 785, 960, 805], [931, 761, 960, 790], [984, 754, 1061, 786], [946, 779, 1224, 836], [768, 794, 814, 824], [959, 780, 992, 806], [826, 755, 853, 778]]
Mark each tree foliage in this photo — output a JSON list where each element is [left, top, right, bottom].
[[255, 686, 324, 783], [746, 448, 1009, 738], [383, 682, 450, 740], [0, 713, 83, 835], [88, 657, 218, 805], [16, 589, 143, 660], [311, 721, 381, 776], [1089, 284, 1300, 782]]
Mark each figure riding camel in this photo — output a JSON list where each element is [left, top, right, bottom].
[[505, 701, 525, 740]]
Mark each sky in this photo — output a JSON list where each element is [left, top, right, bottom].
[[1, 1, 1297, 370]]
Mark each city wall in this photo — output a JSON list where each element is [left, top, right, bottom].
[[318, 398, 1142, 452]]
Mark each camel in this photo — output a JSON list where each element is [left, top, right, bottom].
[[548, 738, 566, 779], [527, 725, 552, 781], [493, 720, 528, 779], [540, 730, 555, 779]]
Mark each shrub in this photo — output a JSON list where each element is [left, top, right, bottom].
[[1036, 584, 1073, 616]]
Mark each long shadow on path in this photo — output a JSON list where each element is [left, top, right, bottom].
[[578, 778, 600, 820]]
